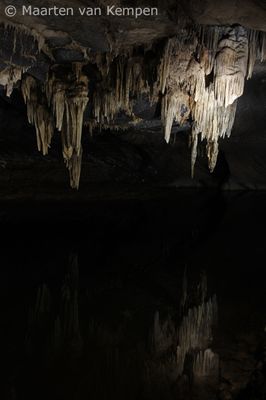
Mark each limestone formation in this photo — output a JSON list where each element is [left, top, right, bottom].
[[22, 75, 54, 156], [1, 20, 266, 188], [159, 25, 265, 175]]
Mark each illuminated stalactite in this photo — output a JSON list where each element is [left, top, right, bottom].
[[159, 25, 265, 175], [22, 64, 89, 189], [46, 64, 89, 189], [159, 33, 197, 144], [21, 75, 54, 156], [92, 53, 148, 126], [4, 22, 265, 188], [0, 66, 24, 97], [261, 32, 266, 61], [0, 23, 43, 97]]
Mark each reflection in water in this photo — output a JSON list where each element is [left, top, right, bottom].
[[10, 254, 219, 400], [2, 192, 266, 399]]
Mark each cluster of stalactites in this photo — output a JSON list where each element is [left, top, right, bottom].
[[261, 32, 266, 62], [93, 54, 148, 127], [159, 33, 198, 144], [22, 64, 89, 189], [160, 25, 265, 176], [0, 23, 44, 97], [46, 64, 89, 189], [176, 270, 218, 378], [0, 66, 24, 97], [12, 24, 266, 189], [21, 75, 54, 156]]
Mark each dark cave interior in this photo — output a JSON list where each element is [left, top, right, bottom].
[[1, 1, 266, 399]]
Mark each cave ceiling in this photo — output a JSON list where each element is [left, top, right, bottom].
[[0, 0, 266, 189]]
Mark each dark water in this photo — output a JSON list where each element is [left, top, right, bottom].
[[1, 189, 266, 399]]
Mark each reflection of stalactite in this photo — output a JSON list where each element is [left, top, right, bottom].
[[25, 283, 52, 355], [152, 311, 176, 354], [175, 270, 219, 379], [25, 253, 82, 357], [53, 315, 62, 352], [34, 284, 51, 322], [61, 253, 83, 352], [147, 271, 219, 389], [193, 348, 219, 379], [176, 295, 218, 377]]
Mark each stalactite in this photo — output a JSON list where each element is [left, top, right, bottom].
[[2, 22, 45, 53], [260, 32, 266, 62], [10, 22, 266, 188], [46, 63, 89, 189], [191, 132, 198, 179], [162, 92, 190, 144], [247, 30, 260, 79], [92, 54, 148, 127], [159, 33, 197, 144], [65, 149, 83, 190], [198, 26, 220, 75], [159, 39, 172, 95], [160, 25, 264, 176], [192, 27, 248, 172], [214, 27, 249, 107], [21, 75, 54, 155], [0, 66, 24, 97], [0, 23, 44, 96]]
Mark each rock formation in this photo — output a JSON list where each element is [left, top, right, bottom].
[[0, 3, 266, 189]]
